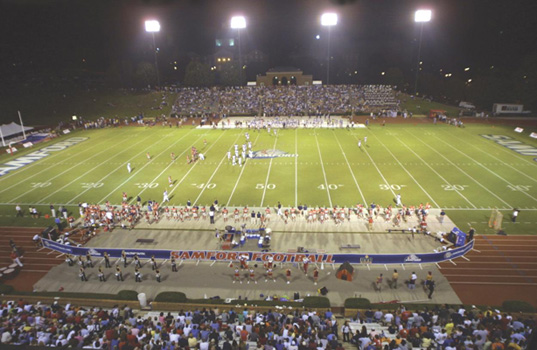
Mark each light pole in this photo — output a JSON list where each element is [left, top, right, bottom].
[[414, 9, 431, 95], [321, 13, 338, 85], [231, 16, 246, 85], [145, 20, 161, 89]]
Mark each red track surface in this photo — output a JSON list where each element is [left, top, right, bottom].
[[439, 235, 537, 308]]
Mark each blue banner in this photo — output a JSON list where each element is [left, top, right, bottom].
[[41, 239, 474, 265]]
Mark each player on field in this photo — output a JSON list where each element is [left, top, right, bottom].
[[146, 152, 151, 161], [171, 152, 176, 161], [358, 139, 362, 148], [163, 190, 170, 203], [168, 176, 173, 187], [127, 163, 132, 173]]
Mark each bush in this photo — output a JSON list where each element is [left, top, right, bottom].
[[344, 298, 371, 309], [0, 284, 14, 295], [502, 300, 535, 313], [303, 296, 330, 308], [155, 292, 187, 303], [117, 290, 139, 301]]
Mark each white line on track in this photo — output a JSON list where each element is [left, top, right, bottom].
[[371, 133, 439, 207], [97, 129, 195, 204], [448, 281, 537, 286], [432, 134, 537, 204], [36, 132, 156, 204], [227, 133, 261, 205], [394, 135, 477, 208], [406, 130, 513, 208], [260, 135, 280, 207], [332, 131, 367, 205], [167, 131, 232, 200], [313, 131, 333, 208]]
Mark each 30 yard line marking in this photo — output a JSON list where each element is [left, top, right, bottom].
[[406, 130, 512, 208], [332, 131, 367, 205], [260, 134, 280, 207], [313, 131, 333, 208], [97, 128, 196, 204], [433, 134, 537, 203], [371, 132, 439, 207], [394, 135, 477, 208], [227, 132, 261, 206]]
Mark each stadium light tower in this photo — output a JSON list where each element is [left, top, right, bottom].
[[414, 9, 432, 95], [321, 13, 338, 85], [231, 16, 246, 85], [145, 20, 161, 88]]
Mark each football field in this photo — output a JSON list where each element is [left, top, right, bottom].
[[1, 122, 537, 235]]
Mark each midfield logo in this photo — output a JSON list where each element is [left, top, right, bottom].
[[251, 149, 298, 159]]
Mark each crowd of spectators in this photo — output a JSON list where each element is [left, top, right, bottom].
[[0, 299, 532, 349], [172, 85, 399, 117]]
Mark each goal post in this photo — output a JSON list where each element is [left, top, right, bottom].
[[488, 208, 503, 230]]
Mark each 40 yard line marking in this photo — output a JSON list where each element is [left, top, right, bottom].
[[227, 132, 261, 206], [260, 134, 280, 207], [394, 135, 477, 208], [332, 131, 367, 205], [313, 131, 333, 208], [433, 134, 537, 204]]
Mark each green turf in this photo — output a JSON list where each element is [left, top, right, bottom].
[[399, 93, 462, 117], [1, 123, 536, 235]]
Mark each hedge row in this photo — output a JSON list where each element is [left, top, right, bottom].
[[0, 284, 138, 302]]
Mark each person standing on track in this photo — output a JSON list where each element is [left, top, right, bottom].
[[10, 249, 23, 267], [104, 252, 111, 268], [79, 267, 88, 282], [286, 268, 291, 284], [98, 266, 106, 282], [50, 204, 56, 218], [391, 269, 398, 289], [171, 256, 177, 272], [115, 266, 124, 281]]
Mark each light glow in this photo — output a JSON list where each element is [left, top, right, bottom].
[[321, 13, 338, 26], [230, 16, 246, 29], [415, 10, 432, 23], [145, 20, 160, 33]]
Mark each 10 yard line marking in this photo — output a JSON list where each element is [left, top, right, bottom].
[[314, 131, 333, 208], [260, 135, 280, 207], [332, 131, 367, 205], [394, 135, 477, 208], [227, 132, 261, 206]]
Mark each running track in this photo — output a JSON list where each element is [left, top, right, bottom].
[[439, 235, 537, 308]]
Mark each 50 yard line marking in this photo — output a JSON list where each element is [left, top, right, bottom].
[[314, 131, 333, 208], [260, 134, 280, 208], [227, 132, 261, 206], [332, 131, 367, 205], [406, 130, 512, 208], [393, 135, 477, 208]]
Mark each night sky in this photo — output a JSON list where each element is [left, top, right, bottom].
[[2, 0, 537, 84]]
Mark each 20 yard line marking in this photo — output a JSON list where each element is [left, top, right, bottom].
[[260, 135, 280, 207], [332, 131, 367, 205], [313, 131, 333, 208]]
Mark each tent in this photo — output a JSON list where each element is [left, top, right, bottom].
[[336, 261, 355, 281], [0, 122, 34, 146]]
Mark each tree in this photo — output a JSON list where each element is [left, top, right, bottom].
[[184, 61, 214, 87], [134, 62, 156, 88]]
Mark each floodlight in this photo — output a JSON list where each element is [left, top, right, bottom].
[[145, 20, 160, 33], [415, 10, 432, 23], [321, 13, 338, 26], [72, 115, 77, 121], [231, 16, 246, 29]]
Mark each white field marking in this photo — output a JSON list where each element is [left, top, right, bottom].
[[9, 131, 140, 203], [351, 134, 397, 198], [260, 135, 280, 207], [448, 132, 537, 184], [0, 129, 129, 184], [194, 133, 246, 205], [227, 132, 261, 205], [167, 131, 232, 199], [332, 131, 367, 205], [407, 131, 514, 208], [97, 129, 195, 204], [0, 130, 133, 194], [36, 132, 155, 204], [433, 134, 537, 204], [371, 133, 439, 207], [313, 131, 333, 208], [295, 129, 298, 207], [448, 281, 537, 286], [393, 135, 477, 208]]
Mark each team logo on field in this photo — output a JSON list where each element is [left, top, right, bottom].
[[87, 248, 101, 256], [251, 149, 298, 159], [404, 254, 422, 262]]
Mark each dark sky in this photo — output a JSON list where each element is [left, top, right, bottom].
[[2, 0, 537, 81]]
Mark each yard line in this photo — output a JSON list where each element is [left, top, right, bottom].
[[432, 134, 537, 204], [96, 129, 195, 204], [227, 132, 261, 206], [350, 134, 397, 199], [260, 135, 280, 208], [0, 129, 131, 194], [313, 131, 333, 208], [295, 129, 298, 207], [167, 131, 232, 200], [404, 131, 512, 208], [448, 132, 537, 185], [369, 132, 440, 207], [332, 131, 367, 205], [393, 135, 477, 208], [35, 132, 155, 204]]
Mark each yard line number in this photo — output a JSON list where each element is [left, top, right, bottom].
[[135, 182, 159, 189], [193, 183, 216, 189], [507, 185, 532, 192], [379, 184, 406, 191], [81, 182, 104, 189], [441, 184, 468, 191], [256, 184, 276, 190], [318, 184, 343, 190], [31, 182, 51, 188]]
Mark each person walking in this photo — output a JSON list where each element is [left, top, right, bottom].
[[79, 267, 88, 282], [10, 249, 23, 267], [512, 208, 519, 222], [15, 205, 23, 217], [391, 269, 399, 289], [427, 281, 435, 299]]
